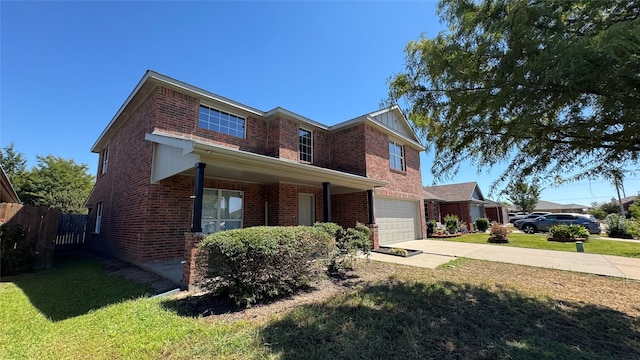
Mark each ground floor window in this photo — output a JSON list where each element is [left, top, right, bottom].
[[202, 188, 243, 234]]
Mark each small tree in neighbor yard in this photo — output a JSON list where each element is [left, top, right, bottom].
[[508, 180, 540, 213]]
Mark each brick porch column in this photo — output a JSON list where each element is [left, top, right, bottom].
[[182, 231, 205, 290], [368, 224, 379, 249]]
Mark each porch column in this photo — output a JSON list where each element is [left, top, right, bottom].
[[323, 182, 331, 222], [367, 189, 375, 224], [191, 162, 206, 232]]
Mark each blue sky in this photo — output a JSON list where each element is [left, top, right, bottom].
[[1, 1, 638, 206]]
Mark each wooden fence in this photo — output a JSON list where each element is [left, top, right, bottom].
[[56, 213, 89, 251], [0, 203, 61, 270]]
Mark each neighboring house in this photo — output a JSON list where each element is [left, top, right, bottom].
[[509, 200, 588, 214], [484, 199, 508, 224], [611, 195, 638, 216], [423, 182, 487, 225], [86, 70, 426, 266], [0, 165, 20, 204]]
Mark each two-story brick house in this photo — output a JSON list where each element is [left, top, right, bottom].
[[86, 70, 426, 272]]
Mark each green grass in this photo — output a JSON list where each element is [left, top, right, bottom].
[[1, 255, 639, 359], [442, 233, 640, 258], [0, 256, 266, 360]]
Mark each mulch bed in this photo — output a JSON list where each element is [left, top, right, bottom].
[[372, 247, 423, 257]]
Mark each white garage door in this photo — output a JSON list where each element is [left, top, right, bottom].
[[375, 198, 420, 245]]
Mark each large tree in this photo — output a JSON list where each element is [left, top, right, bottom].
[[20, 155, 95, 213], [388, 0, 640, 191], [508, 180, 540, 213]]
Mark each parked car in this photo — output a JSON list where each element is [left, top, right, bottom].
[[512, 212, 552, 225], [516, 213, 601, 234], [508, 212, 529, 223]]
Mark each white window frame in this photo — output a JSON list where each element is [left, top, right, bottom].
[[95, 202, 103, 234], [198, 104, 246, 139], [389, 140, 405, 171], [299, 128, 313, 163], [201, 188, 244, 234], [101, 148, 109, 174]]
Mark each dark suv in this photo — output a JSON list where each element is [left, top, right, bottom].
[[516, 213, 601, 234]]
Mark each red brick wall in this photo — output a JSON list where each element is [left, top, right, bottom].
[[440, 202, 472, 226], [328, 124, 367, 176], [269, 183, 323, 226], [266, 117, 299, 161], [154, 86, 268, 154], [86, 87, 159, 263], [331, 191, 369, 229]]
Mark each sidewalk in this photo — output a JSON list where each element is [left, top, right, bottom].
[[369, 239, 640, 281]]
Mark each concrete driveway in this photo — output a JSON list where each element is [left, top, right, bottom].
[[370, 239, 640, 281]]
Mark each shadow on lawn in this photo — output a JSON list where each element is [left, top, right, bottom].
[[2, 255, 151, 321], [261, 280, 640, 360]]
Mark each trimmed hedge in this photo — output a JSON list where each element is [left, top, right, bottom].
[[315, 222, 372, 273], [196, 226, 333, 307], [474, 218, 490, 232]]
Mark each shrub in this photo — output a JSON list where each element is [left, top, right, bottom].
[[316, 222, 372, 274], [426, 219, 436, 237], [388, 248, 408, 256], [196, 226, 333, 307], [474, 218, 490, 232], [0, 223, 36, 276], [487, 222, 509, 243], [548, 224, 590, 240], [604, 213, 633, 239], [626, 220, 640, 239], [444, 214, 459, 232]]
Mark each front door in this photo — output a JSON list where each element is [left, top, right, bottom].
[[298, 194, 315, 226]]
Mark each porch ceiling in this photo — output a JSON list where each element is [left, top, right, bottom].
[[145, 132, 387, 194]]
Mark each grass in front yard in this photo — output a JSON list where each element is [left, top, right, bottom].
[[441, 233, 640, 258], [2, 255, 639, 359]]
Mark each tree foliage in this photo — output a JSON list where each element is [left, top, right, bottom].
[[1, 144, 95, 214], [20, 155, 95, 213], [0, 143, 28, 194], [508, 180, 540, 213], [388, 0, 640, 191], [630, 196, 640, 219]]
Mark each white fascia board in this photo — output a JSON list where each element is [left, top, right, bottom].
[[264, 107, 329, 130]]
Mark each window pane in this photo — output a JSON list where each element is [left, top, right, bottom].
[[198, 105, 245, 138]]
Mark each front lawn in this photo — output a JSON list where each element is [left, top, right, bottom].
[[2, 255, 639, 359], [442, 232, 640, 258]]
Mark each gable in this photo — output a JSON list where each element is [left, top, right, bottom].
[[471, 186, 484, 201], [370, 108, 414, 139]]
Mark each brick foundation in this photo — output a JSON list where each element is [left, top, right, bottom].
[[368, 223, 379, 249]]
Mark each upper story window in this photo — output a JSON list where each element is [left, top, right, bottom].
[[299, 128, 313, 163], [101, 148, 109, 174], [389, 140, 405, 171], [199, 105, 245, 138]]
